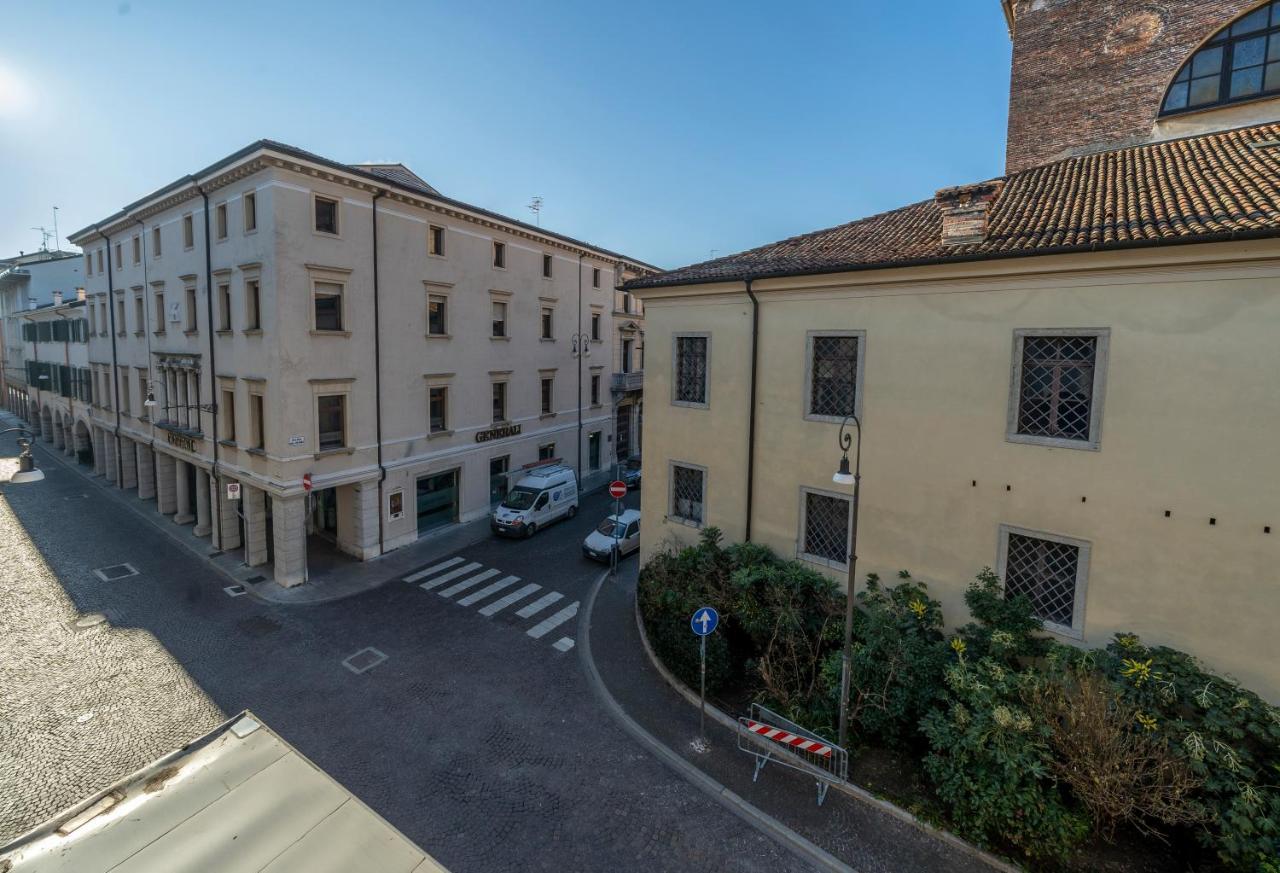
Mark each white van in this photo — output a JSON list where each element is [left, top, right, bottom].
[[491, 464, 579, 538]]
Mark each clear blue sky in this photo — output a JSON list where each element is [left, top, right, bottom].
[[0, 1, 1011, 270]]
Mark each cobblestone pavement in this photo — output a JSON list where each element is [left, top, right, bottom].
[[0, 428, 813, 872]]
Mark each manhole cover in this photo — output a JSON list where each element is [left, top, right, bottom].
[[93, 563, 139, 582]]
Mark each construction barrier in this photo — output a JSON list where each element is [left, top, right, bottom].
[[736, 702, 848, 806]]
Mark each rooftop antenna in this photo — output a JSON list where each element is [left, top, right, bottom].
[[52, 206, 59, 252], [30, 226, 53, 252], [527, 196, 543, 227]]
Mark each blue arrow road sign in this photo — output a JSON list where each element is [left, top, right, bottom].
[[691, 606, 719, 636]]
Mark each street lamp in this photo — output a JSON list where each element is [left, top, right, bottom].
[[570, 332, 591, 483], [831, 413, 862, 752], [2, 427, 45, 484]]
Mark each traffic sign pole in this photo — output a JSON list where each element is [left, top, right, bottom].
[[608, 480, 626, 584], [700, 634, 707, 743], [689, 606, 720, 752]]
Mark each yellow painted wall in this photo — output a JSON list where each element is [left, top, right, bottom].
[[638, 244, 1280, 699]]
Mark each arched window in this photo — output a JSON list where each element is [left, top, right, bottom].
[[1162, 3, 1280, 115]]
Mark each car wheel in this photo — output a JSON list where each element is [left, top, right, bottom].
[[525, 523, 536, 539], [568, 504, 578, 519]]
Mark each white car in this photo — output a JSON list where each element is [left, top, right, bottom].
[[582, 508, 641, 562]]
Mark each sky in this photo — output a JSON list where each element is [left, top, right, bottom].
[[0, 1, 1012, 271]]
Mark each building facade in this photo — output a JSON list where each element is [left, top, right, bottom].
[[1, 250, 84, 415], [66, 141, 652, 586], [632, 1, 1280, 698], [11, 294, 93, 462]]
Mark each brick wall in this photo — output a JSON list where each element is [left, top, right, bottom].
[[1005, 0, 1260, 172]]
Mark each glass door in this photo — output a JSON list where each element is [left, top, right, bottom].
[[417, 470, 458, 534]]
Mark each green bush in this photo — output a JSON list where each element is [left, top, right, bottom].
[[1096, 634, 1280, 871], [921, 655, 1089, 863], [955, 567, 1048, 664]]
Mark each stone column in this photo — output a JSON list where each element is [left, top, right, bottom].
[[52, 416, 65, 451], [155, 451, 177, 515], [347, 480, 381, 560], [91, 428, 103, 476], [136, 442, 156, 500], [103, 434, 118, 484], [118, 436, 137, 490], [193, 469, 211, 536], [212, 475, 241, 551], [272, 492, 307, 587], [173, 458, 194, 524], [243, 485, 268, 567], [63, 420, 75, 457]]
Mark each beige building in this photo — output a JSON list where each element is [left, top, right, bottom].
[[9, 292, 94, 461], [66, 140, 652, 587], [631, 2, 1280, 698]]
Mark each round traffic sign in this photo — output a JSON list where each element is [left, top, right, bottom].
[[302, 473, 313, 493], [608, 480, 627, 499], [691, 606, 719, 636]]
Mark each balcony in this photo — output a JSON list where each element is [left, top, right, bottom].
[[612, 370, 643, 393]]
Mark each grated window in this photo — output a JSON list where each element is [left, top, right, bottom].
[[809, 335, 858, 417], [671, 465, 704, 524], [1016, 335, 1096, 441], [803, 491, 850, 565], [1004, 532, 1080, 628], [674, 336, 708, 404]]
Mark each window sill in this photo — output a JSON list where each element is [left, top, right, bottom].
[[215, 329, 233, 337], [666, 515, 703, 530], [539, 412, 556, 420], [133, 331, 145, 337], [591, 338, 603, 344], [218, 438, 237, 448], [183, 329, 199, 337], [427, 429, 454, 440], [246, 447, 267, 457], [242, 328, 263, 336], [1005, 432, 1100, 452], [153, 330, 166, 336], [540, 337, 556, 343], [314, 447, 354, 458], [426, 333, 451, 340], [116, 332, 126, 338], [797, 550, 849, 573], [310, 330, 352, 338], [671, 400, 709, 410], [491, 335, 510, 342], [590, 403, 603, 409]]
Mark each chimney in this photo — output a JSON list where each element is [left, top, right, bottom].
[[52, 291, 63, 306], [935, 179, 1006, 247], [77, 287, 87, 302]]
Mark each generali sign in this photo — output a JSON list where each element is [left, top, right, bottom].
[[475, 423, 521, 443]]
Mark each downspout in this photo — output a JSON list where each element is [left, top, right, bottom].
[[196, 183, 222, 547], [744, 278, 759, 542], [371, 189, 386, 555], [136, 219, 154, 444], [96, 224, 124, 484], [576, 251, 583, 484]]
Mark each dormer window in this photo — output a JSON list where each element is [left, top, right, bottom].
[[1161, 3, 1280, 115]]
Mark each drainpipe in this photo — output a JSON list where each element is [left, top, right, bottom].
[[196, 183, 222, 547], [96, 224, 124, 484], [137, 218, 154, 444], [744, 278, 759, 542], [576, 251, 584, 485], [371, 189, 386, 556]]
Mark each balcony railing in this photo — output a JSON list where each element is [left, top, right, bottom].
[[612, 370, 643, 393]]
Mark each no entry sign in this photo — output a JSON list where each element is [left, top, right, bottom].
[[302, 473, 313, 493], [608, 480, 627, 499]]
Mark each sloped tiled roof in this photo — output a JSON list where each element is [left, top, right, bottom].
[[629, 122, 1280, 289], [351, 162, 441, 196]]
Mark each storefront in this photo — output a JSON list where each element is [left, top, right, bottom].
[[416, 469, 458, 534]]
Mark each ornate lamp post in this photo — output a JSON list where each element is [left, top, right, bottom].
[[831, 413, 862, 751], [1, 427, 45, 483]]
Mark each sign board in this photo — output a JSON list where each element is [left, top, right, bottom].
[[167, 301, 182, 323], [387, 489, 404, 520], [475, 423, 521, 443], [608, 480, 627, 499], [302, 473, 312, 493], [691, 606, 720, 637], [226, 482, 242, 500], [288, 435, 305, 447]]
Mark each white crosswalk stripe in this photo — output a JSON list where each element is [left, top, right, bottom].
[[438, 568, 501, 598], [515, 591, 563, 619], [552, 637, 575, 652], [527, 601, 579, 639], [404, 556, 464, 583], [418, 562, 482, 591], [456, 575, 520, 607], [478, 583, 541, 616]]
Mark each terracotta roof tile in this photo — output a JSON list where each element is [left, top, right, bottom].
[[629, 123, 1280, 289]]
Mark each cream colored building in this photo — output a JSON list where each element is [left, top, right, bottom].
[[66, 140, 652, 587], [631, 4, 1280, 698], [9, 292, 93, 461]]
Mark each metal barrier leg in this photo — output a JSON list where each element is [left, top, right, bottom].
[[752, 751, 771, 782], [816, 780, 829, 807]]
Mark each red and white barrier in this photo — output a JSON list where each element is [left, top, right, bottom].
[[744, 719, 833, 758]]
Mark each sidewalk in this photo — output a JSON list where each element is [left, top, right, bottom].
[[583, 562, 1015, 873]]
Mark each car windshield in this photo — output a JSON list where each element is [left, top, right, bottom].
[[625, 458, 641, 470], [501, 486, 540, 511], [596, 519, 626, 538]]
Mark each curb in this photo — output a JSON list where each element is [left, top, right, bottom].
[[631, 597, 1025, 873], [578, 569, 856, 873]]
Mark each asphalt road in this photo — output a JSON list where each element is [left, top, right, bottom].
[[0, 430, 814, 872]]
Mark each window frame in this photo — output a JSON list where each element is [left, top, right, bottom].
[[131, 234, 141, 264], [243, 275, 262, 332], [542, 253, 553, 279], [668, 460, 707, 528], [427, 291, 449, 337], [313, 193, 341, 236], [220, 384, 237, 443], [152, 225, 162, 258], [217, 281, 233, 331], [215, 202, 228, 240], [1006, 328, 1110, 451], [182, 214, 194, 250], [1160, 5, 1280, 117], [592, 267, 601, 288], [671, 331, 711, 409], [540, 305, 554, 340], [315, 392, 348, 452], [797, 486, 853, 571], [492, 240, 506, 269], [540, 375, 554, 415], [491, 297, 509, 339], [311, 279, 346, 333], [491, 379, 507, 423], [243, 191, 257, 233], [590, 311, 602, 342], [184, 285, 198, 333], [996, 524, 1091, 639], [249, 389, 266, 450], [804, 329, 866, 424], [428, 384, 449, 434], [590, 372, 601, 406]]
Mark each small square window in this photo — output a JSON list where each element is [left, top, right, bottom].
[[243, 192, 257, 232], [493, 241, 506, 268], [540, 377, 553, 415], [491, 381, 507, 423], [428, 224, 445, 256], [542, 253, 553, 278], [540, 306, 554, 340], [998, 526, 1090, 637], [670, 463, 705, 526], [429, 386, 448, 433], [314, 195, 339, 235], [491, 300, 507, 338], [1008, 330, 1108, 450], [215, 203, 228, 239], [314, 282, 343, 331], [428, 294, 447, 335], [317, 394, 346, 450]]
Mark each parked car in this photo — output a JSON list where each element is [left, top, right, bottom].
[[620, 455, 642, 489], [582, 508, 641, 562], [491, 464, 578, 538]]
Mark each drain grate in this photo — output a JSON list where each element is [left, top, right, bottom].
[[93, 563, 139, 582], [244, 575, 266, 585], [342, 647, 388, 675], [223, 585, 248, 598]]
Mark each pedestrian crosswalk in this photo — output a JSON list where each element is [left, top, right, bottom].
[[402, 556, 578, 653]]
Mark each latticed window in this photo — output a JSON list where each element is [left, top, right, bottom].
[[674, 335, 708, 404], [1016, 335, 1097, 442], [802, 491, 850, 565], [809, 334, 858, 418], [1004, 532, 1081, 629], [671, 464, 705, 524], [1162, 3, 1280, 115]]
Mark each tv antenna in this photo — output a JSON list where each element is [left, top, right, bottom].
[[31, 226, 53, 251], [527, 196, 543, 226]]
